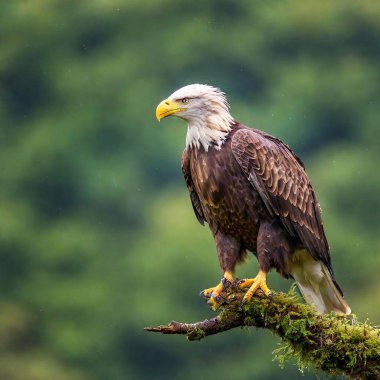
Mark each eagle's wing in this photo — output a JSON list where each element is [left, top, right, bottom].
[[231, 128, 332, 273], [181, 148, 205, 225]]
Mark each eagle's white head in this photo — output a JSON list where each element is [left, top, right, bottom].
[[156, 84, 234, 151]]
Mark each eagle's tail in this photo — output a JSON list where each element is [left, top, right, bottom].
[[290, 250, 351, 315]]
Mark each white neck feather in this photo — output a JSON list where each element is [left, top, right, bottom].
[[185, 111, 234, 151], [167, 83, 234, 151]]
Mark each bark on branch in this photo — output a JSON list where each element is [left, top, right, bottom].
[[145, 287, 380, 379]]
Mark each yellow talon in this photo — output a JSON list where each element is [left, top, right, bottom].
[[201, 271, 235, 310], [202, 287, 216, 297], [238, 278, 255, 289], [202, 281, 224, 310], [208, 295, 220, 311], [240, 270, 271, 303]]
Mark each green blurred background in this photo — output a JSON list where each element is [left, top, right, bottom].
[[1, 1, 379, 379]]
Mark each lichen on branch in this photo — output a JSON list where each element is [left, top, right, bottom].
[[144, 286, 380, 379]]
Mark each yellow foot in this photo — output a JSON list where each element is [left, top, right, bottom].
[[203, 281, 224, 310], [238, 270, 272, 304], [200, 271, 234, 310]]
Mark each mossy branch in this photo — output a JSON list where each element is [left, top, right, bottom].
[[145, 286, 380, 379]]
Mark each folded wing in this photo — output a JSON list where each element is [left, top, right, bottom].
[[231, 127, 335, 280]]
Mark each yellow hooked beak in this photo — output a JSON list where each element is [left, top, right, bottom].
[[156, 99, 184, 121]]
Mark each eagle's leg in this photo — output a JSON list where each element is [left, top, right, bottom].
[[239, 221, 293, 304], [202, 270, 234, 297], [201, 270, 234, 310], [201, 232, 241, 310]]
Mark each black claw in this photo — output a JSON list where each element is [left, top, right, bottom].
[[200, 290, 211, 299]]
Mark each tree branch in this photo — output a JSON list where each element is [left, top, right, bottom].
[[145, 286, 380, 379]]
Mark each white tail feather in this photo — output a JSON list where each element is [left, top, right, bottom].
[[290, 250, 351, 315]]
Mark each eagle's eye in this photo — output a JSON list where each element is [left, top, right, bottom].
[[181, 98, 190, 104]]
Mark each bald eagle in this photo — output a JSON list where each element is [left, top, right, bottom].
[[156, 84, 350, 315]]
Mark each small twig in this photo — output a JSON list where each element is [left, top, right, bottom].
[[144, 314, 244, 341]]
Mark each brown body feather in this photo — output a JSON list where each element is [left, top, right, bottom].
[[182, 122, 350, 314]]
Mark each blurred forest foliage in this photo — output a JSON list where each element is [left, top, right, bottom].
[[0, 1, 379, 379]]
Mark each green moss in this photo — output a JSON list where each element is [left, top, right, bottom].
[[187, 326, 206, 341], [219, 286, 380, 379]]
